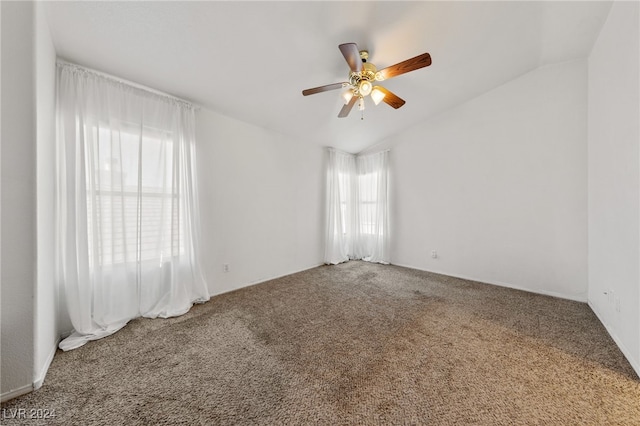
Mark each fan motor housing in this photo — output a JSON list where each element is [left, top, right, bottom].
[[349, 61, 377, 88]]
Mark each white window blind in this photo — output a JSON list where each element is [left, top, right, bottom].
[[85, 125, 183, 266]]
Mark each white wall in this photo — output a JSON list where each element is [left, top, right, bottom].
[[1, 0, 37, 401], [34, 1, 59, 390], [1, 1, 60, 401], [196, 108, 325, 295], [587, 1, 640, 374], [383, 60, 588, 301]]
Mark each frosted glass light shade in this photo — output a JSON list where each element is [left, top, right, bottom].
[[359, 80, 373, 96], [371, 88, 386, 105], [342, 90, 354, 104]]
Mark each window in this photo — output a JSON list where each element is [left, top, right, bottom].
[[358, 171, 379, 236], [85, 124, 183, 267], [338, 171, 351, 235], [325, 149, 389, 264]]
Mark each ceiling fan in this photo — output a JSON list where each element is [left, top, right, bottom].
[[302, 43, 432, 119]]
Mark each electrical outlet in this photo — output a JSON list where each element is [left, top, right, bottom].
[[431, 250, 438, 259], [223, 264, 230, 273]]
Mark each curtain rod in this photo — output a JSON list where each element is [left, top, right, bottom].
[[328, 147, 390, 156], [56, 59, 201, 110]]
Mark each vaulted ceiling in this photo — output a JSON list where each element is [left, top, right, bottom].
[[44, 1, 612, 153]]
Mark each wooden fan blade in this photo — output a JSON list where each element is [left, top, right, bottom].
[[302, 82, 346, 96], [339, 43, 363, 73], [378, 53, 431, 80], [374, 86, 406, 109], [338, 95, 358, 118]]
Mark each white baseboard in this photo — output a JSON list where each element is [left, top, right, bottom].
[[588, 301, 640, 378], [33, 337, 61, 390], [209, 262, 325, 298], [2, 337, 61, 402], [391, 262, 588, 303], [247, 263, 326, 287], [1, 384, 33, 403]]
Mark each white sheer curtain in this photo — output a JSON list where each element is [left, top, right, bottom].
[[56, 62, 209, 350], [355, 151, 390, 263], [324, 148, 390, 264], [324, 149, 357, 264]]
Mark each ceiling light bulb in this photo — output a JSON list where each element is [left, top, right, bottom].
[[358, 97, 365, 111], [371, 88, 386, 106], [359, 80, 373, 97], [342, 90, 353, 105], [374, 72, 385, 81]]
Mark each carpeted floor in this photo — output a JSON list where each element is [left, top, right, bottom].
[[2, 261, 639, 425]]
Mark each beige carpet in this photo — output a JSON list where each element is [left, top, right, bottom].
[[2, 261, 639, 425]]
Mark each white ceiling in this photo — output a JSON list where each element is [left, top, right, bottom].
[[44, 1, 612, 153]]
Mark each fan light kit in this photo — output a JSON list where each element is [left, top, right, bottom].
[[302, 43, 432, 120]]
